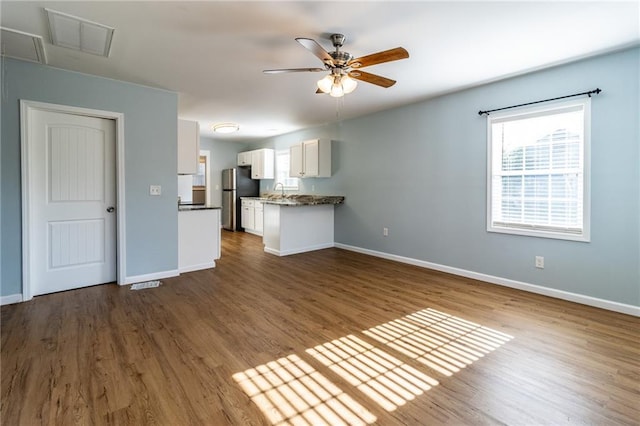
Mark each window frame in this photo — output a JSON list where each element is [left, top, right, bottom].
[[486, 97, 591, 242], [275, 149, 299, 190]]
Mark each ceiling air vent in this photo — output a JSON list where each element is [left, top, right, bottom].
[[45, 8, 114, 57], [0, 27, 47, 64]]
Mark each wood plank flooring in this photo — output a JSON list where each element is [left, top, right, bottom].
[[2, 231, 639, 425]]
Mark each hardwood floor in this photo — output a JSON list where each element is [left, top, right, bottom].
[[2, 231, 639, 425]]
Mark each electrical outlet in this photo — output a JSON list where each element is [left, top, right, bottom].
[[535, 256, 544, 269], [150, 185, 161, 196], [383, 227, 389, 237]]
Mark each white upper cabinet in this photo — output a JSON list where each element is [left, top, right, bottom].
[[237, 148, 275, 179], [237, 151, 252, 166], [303, 140, 320, 177], [177, 119, 200, 174], [289, 139, 331, 178], [251, 149, 274, 179], [290, 143, 304, 178]]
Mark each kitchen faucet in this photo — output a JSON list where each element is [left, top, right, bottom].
[[274, 182, 285, 198]]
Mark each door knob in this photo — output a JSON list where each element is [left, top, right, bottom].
[[106, 207, 115, 213]]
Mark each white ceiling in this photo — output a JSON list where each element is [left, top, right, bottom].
[[2, 1, 639, 141]]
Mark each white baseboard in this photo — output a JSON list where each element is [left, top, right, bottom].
[[5, 268, 196, 302], [123, 269, 180, 285], [179, 261, 216, 274], [1, 294, 23, 306], [265, 242, 334, 257], [335, 243, 640, 317], [264, 247, 280, 256]]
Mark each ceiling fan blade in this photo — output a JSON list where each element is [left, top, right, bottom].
[[295, 37, 334, 66], [348, 47, 409, 69], [348, 70, 396, 88], [263, 68, 325, 74]]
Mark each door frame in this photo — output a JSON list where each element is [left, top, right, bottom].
[[20, 100, 126, 301], [200, 149, 211, 206]]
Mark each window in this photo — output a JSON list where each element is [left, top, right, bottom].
[[487, 98, 590, 241], [275, 149, 299, 190]]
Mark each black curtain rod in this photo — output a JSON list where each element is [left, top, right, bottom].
[[478, 88, 602, 116]]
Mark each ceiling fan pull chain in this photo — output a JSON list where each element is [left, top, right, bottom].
[[335, 97, 344, 121]]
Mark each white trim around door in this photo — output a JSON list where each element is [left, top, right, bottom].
[[20, 100, 126, 301]]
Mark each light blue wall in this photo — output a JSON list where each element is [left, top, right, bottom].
[[1, 58, 179, 296], [251, 47, 640, 307], [199, 136, 249, 206]]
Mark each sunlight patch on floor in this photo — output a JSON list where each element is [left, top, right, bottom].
[[363, 308, 513, 377], [306, 334, 439, 412], [232, 354, 377, 426], [234, 308, 514, 423]]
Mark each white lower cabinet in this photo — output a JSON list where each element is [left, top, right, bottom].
[[241, 199, 255, 230], [241, 198, 263, 236], [255, 201, 264, 234]]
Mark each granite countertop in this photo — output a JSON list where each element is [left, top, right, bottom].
[[261, 194, 345, 206], [178, 204, 221, 211]]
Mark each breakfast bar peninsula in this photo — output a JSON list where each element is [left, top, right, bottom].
[[261, 195, 344, 256]]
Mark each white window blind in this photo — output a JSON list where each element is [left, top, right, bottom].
[[275, 149, 299, 190], [487, 98, 590, 241]]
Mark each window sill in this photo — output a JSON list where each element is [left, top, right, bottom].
[[487, 225, 590, 242]]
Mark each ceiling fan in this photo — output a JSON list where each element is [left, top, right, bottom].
[[263, 34, 409, 98]]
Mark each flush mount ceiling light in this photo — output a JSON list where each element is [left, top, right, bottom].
[[213, 122, 240, 134], [45, 8, 115, 57]]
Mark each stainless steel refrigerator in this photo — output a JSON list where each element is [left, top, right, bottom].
[[221, 167, 259, 231]]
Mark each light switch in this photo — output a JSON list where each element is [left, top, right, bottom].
[[150, 185, 162, 196]]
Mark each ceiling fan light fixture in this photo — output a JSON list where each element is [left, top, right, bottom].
[[342, 75, 358, 94], [330, 81, 344, 98], [213, 122, 240, 133], [317, 75, 333, 93], [322, 74, 357, 98]]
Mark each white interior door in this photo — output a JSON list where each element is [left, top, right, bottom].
[[28, 109, 116, 296]]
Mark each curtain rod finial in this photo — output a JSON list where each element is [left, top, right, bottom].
[[589, 88, 602, 97]]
